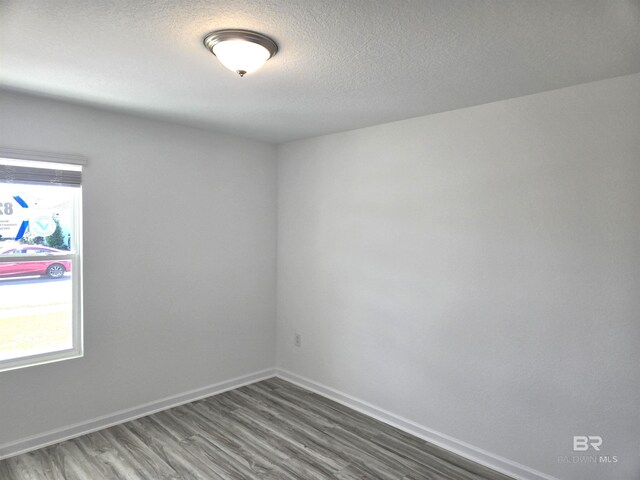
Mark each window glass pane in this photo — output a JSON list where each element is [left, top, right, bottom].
[[0, 177, 80, 368], [0, 261, 74, 361], [0, 184, 76, 253]]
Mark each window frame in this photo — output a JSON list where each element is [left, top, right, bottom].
[[0, 154, 84, 372]]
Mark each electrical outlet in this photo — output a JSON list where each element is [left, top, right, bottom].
[[294, 333, 302, 347]]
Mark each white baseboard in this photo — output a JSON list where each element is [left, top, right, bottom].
[[276, 369, 559, 480], [0, 368, 276, 460]]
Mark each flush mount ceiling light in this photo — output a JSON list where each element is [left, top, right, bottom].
[[203, 29, 278, 77]]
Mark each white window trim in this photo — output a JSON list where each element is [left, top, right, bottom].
[[0, 152, 84, 372]]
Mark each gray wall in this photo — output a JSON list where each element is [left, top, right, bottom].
[[0, 91, 277, 445], [277, 73, 640, 480], [2, 74, 638, 480]]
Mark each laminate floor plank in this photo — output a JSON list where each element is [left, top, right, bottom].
[[2, 451, 58, 480], [177, 402, 300, 480], [124, 417, 226, 480], [100, 425, 180, 479], [232, 398, 350, 471], [0, 458, 13, 480], [188, 401, 334, 480], [34, 443, 98, 480], [73, 430, 116, 458], [179, 434, 266, 480], [167, 406, 292, 479], [0, 379, 514, 480], [227, 388, 421, 480], [239, 384, 457, 479], [251, 381, 508, 480]]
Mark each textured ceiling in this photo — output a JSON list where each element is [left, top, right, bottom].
[[1, 0, 639, 143]]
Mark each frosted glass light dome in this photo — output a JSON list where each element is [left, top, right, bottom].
[[212, 40, 271, 76], [204, 30, 278, 77]]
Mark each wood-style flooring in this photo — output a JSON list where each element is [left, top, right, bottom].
[[0, 377, 513, 479]]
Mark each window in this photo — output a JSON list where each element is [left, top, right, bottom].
[[0, 155, 83, 372]]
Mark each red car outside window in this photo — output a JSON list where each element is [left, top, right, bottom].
[[0, 246, 71, 279]]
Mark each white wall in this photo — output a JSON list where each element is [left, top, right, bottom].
[[0, 91, 277, 446], [277, 73, 640, 480]]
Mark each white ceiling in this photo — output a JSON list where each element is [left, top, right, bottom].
[[1, 0, 639, 143]]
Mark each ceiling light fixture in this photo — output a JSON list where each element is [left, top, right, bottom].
[[203, 29, 278, 77]]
